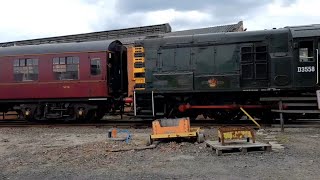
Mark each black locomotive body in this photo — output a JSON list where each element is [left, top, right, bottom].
[[133, 25, 320, 121]]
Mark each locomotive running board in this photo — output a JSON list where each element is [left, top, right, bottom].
[[271, 109, 320, 113], [260, 97, 317, 101]]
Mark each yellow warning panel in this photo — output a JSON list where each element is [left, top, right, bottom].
[[134, 46, 144, 53], [133, 46, 146, 90], [135, 78, 145, 84]]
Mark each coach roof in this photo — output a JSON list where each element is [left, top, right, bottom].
[[0, 40, 123, 57]]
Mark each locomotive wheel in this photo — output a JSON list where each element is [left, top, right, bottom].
[[260, 110, 274, 123], [94, 110, 106, 121], [172, 109, 198, 121], [83, 109, 105, 123], [83, 111, 96, 123], [147, 135, 153, 146], [211, 110, 242, 123], [197, 133, 205, 143]]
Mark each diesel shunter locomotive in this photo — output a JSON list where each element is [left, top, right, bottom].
[[133, 24, 320, 121]]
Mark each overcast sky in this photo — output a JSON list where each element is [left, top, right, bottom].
[[0, 0, 319, 42]]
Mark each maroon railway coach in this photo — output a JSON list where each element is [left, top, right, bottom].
[[0, 40, 129, 121]]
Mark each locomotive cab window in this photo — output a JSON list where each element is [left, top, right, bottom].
[[53, 56, 79, 80], [13, 58, 39, 81], [299, 41, 314, 62], [90, 58, 101, 75]]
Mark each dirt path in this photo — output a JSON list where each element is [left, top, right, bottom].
[[0, 127, 319, 180]]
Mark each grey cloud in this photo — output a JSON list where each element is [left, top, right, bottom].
[[92, 0, 294, 31], [115, 0, 269, 13], [81, 0, 299, 32], [112, 0, 298, 20]]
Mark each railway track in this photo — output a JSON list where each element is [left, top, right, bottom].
[[0, 120, 149, 128], [0, 119, 264, 128], [1, 119, 320, 128]]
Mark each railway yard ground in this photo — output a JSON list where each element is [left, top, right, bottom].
[[0, 126, 319, 180]]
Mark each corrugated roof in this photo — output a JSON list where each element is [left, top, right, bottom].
[[0, 23, 172, 47], [164, 21, 243, 36], [0, 21, 244, 48]]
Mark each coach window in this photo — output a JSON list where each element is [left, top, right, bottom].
[[53, 56, 79, 80], [13, 58, 39, 81], [299, 41, 314, 62], [90, 58, 101, 75]]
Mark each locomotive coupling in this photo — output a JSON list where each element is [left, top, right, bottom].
[[123, 97, 133, 104]]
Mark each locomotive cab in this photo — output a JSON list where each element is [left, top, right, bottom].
[[290, 26, 320, 88], [293, 38, 319, 87]]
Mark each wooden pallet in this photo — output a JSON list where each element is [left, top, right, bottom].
[[205, 140, 272, 156]]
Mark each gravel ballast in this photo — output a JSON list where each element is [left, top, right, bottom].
[[0, 127, 319, 179]]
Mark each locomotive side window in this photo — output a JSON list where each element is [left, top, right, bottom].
[[299, 41, 314, 62], [241, 45, 268, 80], [241, 64, 253, 79], [53, 56, 79, 80], [255, 46, 268, 79], [241, 46, 254, 79], [13, 58, 39, 81], [241, 47, 253, 62], [90, 58, 101, 75], [255, 46, 267, 61]]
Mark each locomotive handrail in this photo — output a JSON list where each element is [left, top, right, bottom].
[[317, 49, 319, 84], [152, 91, 155, 117], [134, 91, 137, 116]]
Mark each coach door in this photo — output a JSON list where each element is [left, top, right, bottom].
[[294, 39, 317, 87], [107, 50, 128, 96]]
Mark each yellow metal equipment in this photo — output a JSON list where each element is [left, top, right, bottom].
[[218, 126, 255, 145], [148, 117, 205, 145]]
